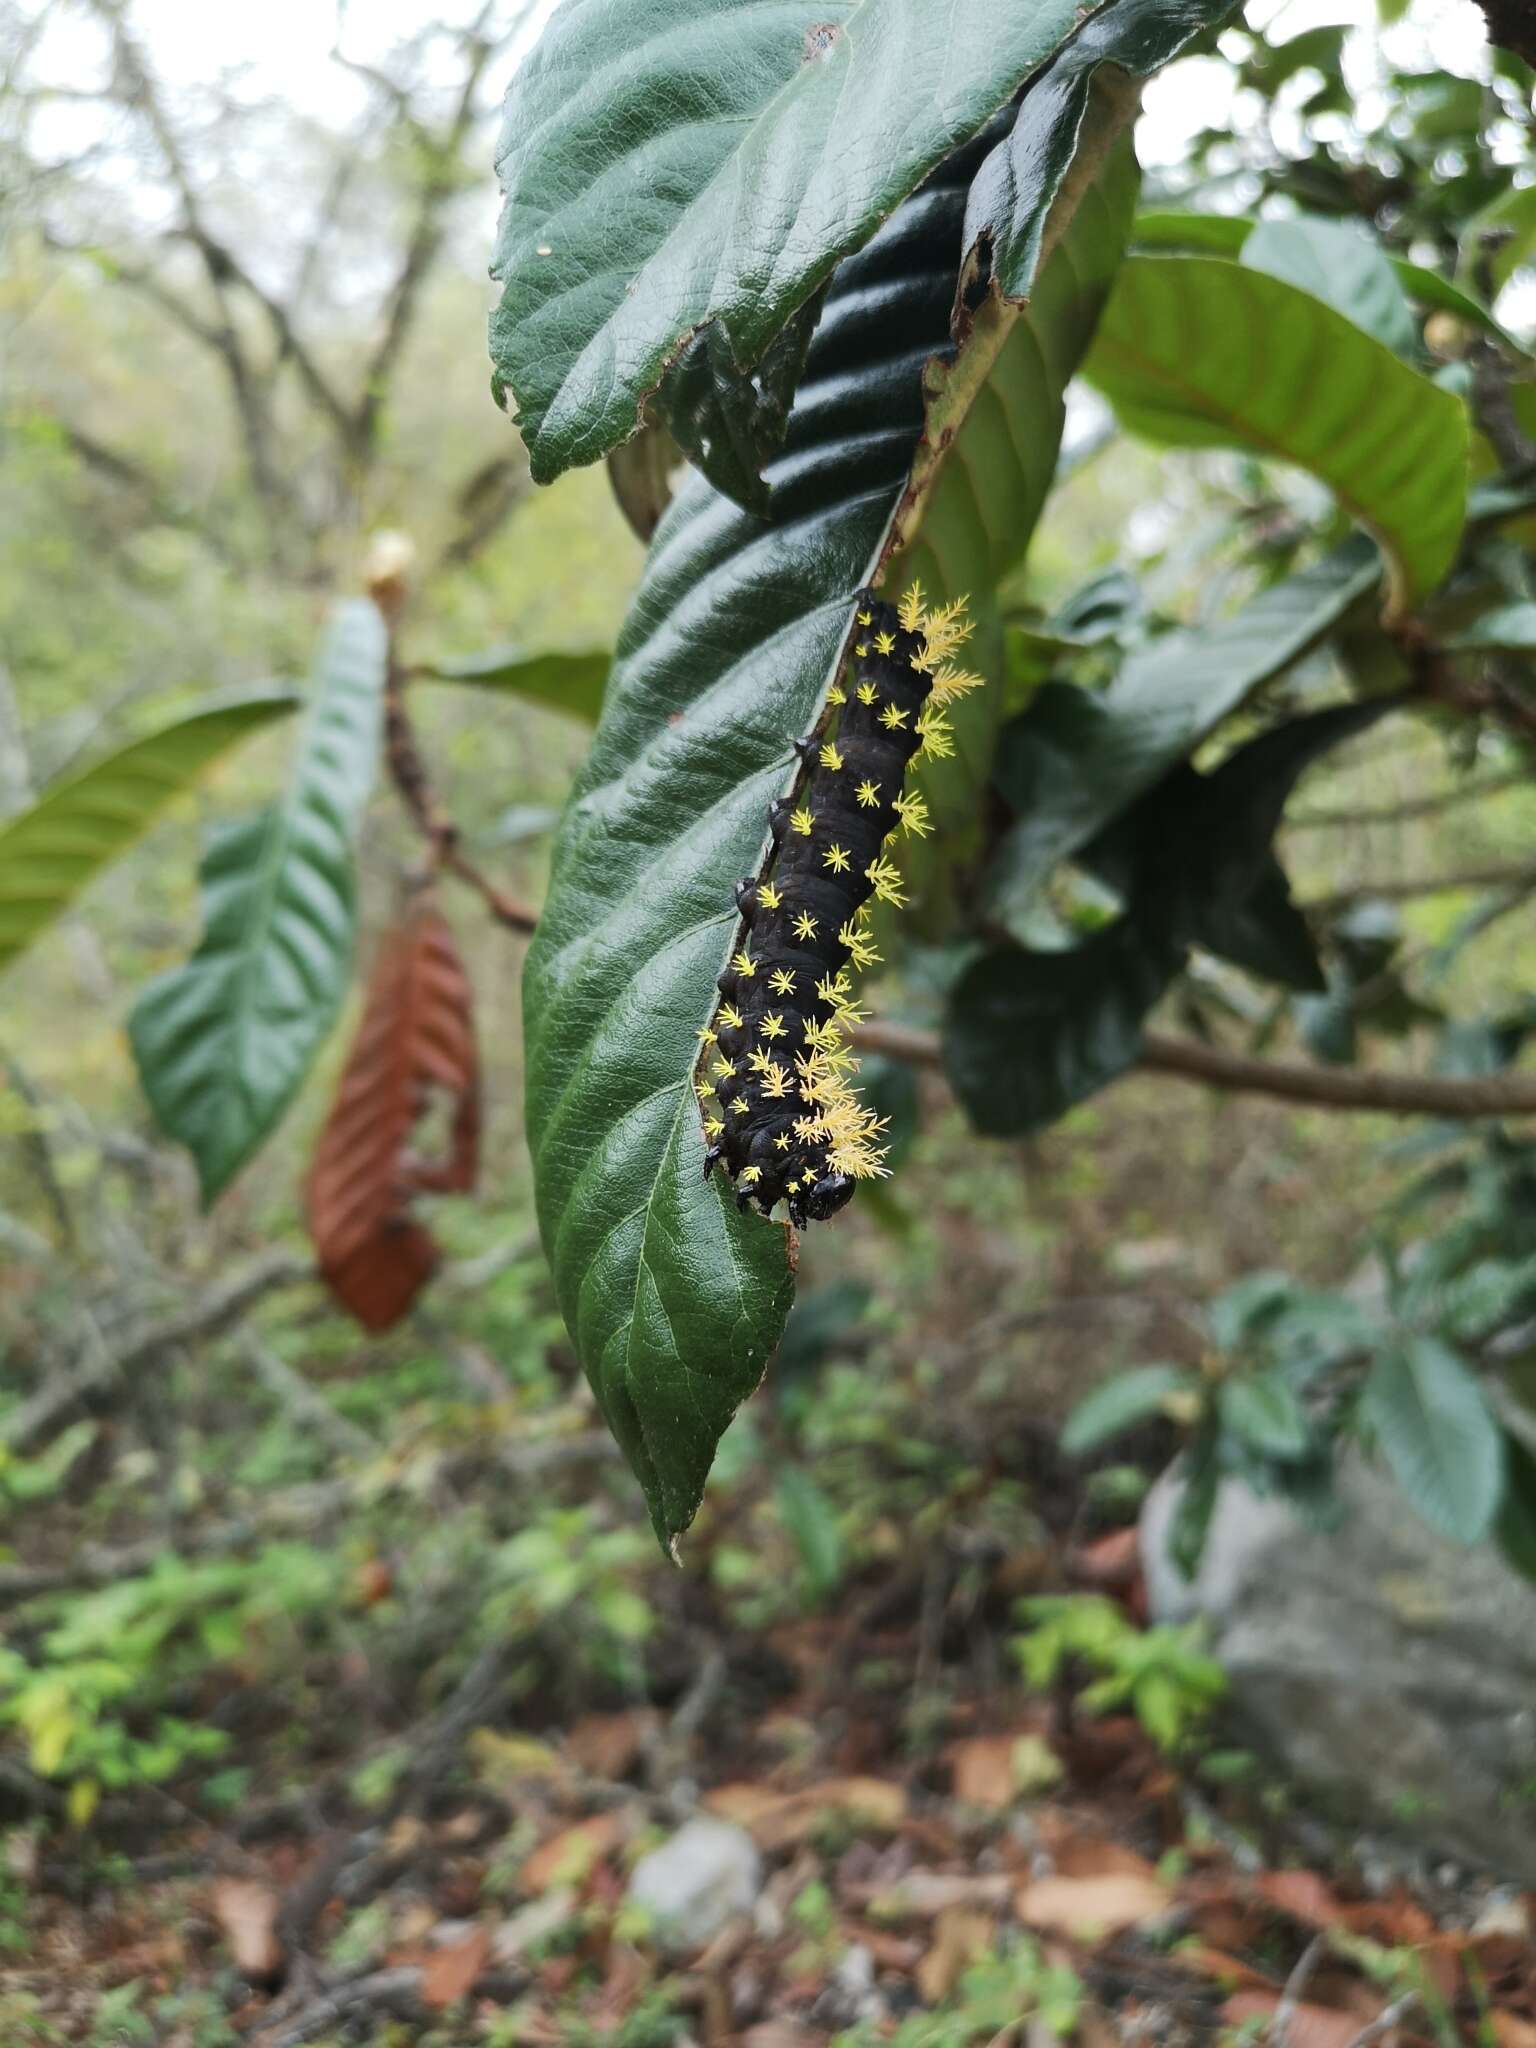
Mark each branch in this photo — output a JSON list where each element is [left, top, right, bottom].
[[1305, 861, 1536, 913], [2, 1249, 313, 1455], [380, 619, 539, 934], [851, 1018, 1536, 1121], [1287, 767, 1528, 830], [351, 2, 504, 458]]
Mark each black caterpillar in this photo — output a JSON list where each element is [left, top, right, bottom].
[[700, 585, 978, 1229]]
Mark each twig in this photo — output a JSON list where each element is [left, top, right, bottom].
[[237, 1332, 376, 1458], [2, 1250, 313, 1454], [1305, 861, 1536, 914], [1272, 1933, 1328, 2045], [381, 641, 539, 933], [1287, 767, 1528, 830], [852, 1018, 1536, 1120], [0, 1482, 352, 1602], [254, 1966, 424, 2048], [1342, 1991, 1420, 2048]]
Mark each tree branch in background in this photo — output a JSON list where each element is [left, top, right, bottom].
[[375, 572, 540, 934], [2, 1249, 313, 1455], [1287, 766, 1528, 830], [1305, 860, 1536, 914], [853, 1018, 1536, 1121]]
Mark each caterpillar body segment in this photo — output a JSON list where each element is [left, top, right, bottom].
[[698, 585, 979, 1228]]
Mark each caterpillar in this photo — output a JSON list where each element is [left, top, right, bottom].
[[699, 584, 979, 1229]]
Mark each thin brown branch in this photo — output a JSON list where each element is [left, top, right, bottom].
[[1305, 860, 1536, 912], [2, 1249, 314, 1455], [351, 1, 502, 458], [852, 1018, 1536, 1120], [1287, 766, 1528, 830]]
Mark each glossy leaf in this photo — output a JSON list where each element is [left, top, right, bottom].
[[1086, 255, 1469, 611], [130, 602, 388, 1204], [421, 645, 610, 724], [0, 697, 297, 979], [962, 0, 1237, 301], [307, 899, 479, 1334], [988, 542, 1379, 925], [1242, 216, 1418, 359], [1133, 209, 1530, 357], [1363, 1334, 1504, 1546], [524, 103, 1138, 1548], [489, 0, 1087, 488]]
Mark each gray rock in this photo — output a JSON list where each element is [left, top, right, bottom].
[[1142, 1458, 1536, 1884], [626, 1816, 762, 1952]]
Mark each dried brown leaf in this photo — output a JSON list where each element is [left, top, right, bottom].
[[1223, 1993, 1364, 2048], [307, 898, 478, 1332], [1016, 1872, 1172, 1942], [211, 1877, 283, 1981], [917, 1906, 996, 2004], [420, 1924, 490, 2009]]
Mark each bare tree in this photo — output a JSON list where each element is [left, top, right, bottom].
[[5, 0, 533, 580]]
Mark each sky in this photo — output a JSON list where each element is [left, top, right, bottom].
[[23, 0, 1501, 148]]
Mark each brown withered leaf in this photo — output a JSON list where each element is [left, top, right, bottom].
[[211, 1877, 283, 1982], [420, 1924, 491, 2009], [307, 898, 478, 1332]]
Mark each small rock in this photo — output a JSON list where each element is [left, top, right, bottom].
[[1143, 1458, 1536, 1885], [626, 1816, 762, 1953], [1471, 1890, 1531, 1941]]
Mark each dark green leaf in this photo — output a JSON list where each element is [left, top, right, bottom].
[[1363, 1334, 1505, 1545], [129, 602, 388, 1204], [1494, 1433, 1536, 1585], [489, 0, 1090, 487], [421, 645, 610, 723], [0, 697, 298, 979], [1168, 1428, 1221, 1580], [962, 0, 1238, 300], [1242, 216, 1419, 360], [1086, 256, 1469, 610], [1134, 209, 1530, 357], [1219, 1372, 1309, 1459], [988, 542, 1379, 924], [943, 917, 1185, 1136], [1062, 1364, 1195, 1454], [523, 113, 1139, 1547]]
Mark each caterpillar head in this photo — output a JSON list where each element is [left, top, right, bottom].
[[792, 1170, 857, 1226]]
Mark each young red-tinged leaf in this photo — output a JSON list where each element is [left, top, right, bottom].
[[307, 898, 478, 1333]]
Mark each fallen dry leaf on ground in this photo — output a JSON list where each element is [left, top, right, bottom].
[[1223, 1992, 1367, 2048], [521, 1812, 626, 1894], [949, 1734, 1020, 1807], [565, 1708, 659, 1779], [705, 1776, 906, 1849], [840, 1871, 1015, 1918], [1257, 1868, 1348, 1928], [1017, 1871, 1172, 1941], [210, 1877, 283, 1981], [917, 1905, 997, 2003], [420, 1924, 490, 2009]]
